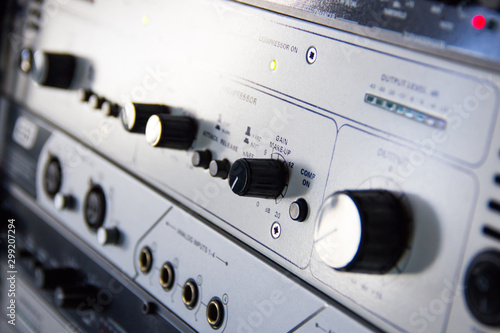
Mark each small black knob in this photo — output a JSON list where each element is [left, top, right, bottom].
[[97, 227, 120, 246], [102, 101, 120, 118], [54, 285, 98, 309], [31, 51, 77, 89], [145, 114, 196, 150], [210, 159, 231, 179], [121, 102, 170, 133], [88, 94, 105, 109], [314, 190, 411, 274], [84, 185, 106, 231], [192, 150, 212, 169], [54, 193, 76, 211], [228, 158, 287, 198], [79, 89, 93, 102], [34, 267, 81, 290], [465, 251, 500, 327]]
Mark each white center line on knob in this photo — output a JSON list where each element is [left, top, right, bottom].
[[231, 177, 238, 190]]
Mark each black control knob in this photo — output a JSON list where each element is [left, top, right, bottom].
[[79, 89, 93, 102], [228, 158, 287, 198], [84, 185, 106, 231], [145, 114, 196, 150], [34, 267, 81, 290], [102, 101, 120, 118], [465, 251, 500, 327], [313, 190, 411, 274], [44, 157, 62, 199], [210, 159, 231, 179], [88, 94, 105, 109], [121, 102, 170, 133], [54, 285, 98, 309], [54, 193, 76, 211], [192, 150, 212, 169], [97, 227, 120, 246], [31, 51, 77, 89]]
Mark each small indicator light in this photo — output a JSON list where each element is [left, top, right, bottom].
[[405, 109, 415, 118], [270, 60, 277, 71], [472, 15, 486, 30], [425, 117, 436, 126], [436, 119, 447, 129], [143, 15, 150, 25]]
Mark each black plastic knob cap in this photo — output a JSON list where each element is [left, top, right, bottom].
[[314, 190, 411, 274], [145, 114, 196, 150], [34, 267, 81, 290], [192, 150, 212, 169], [209, 159, 231, 179], [121, 103, 170, 133], [88, 94, 105, 109], [79, 89, 93, 102], [102, 101, 120, 118], [54, 193, 76, 211], [54, 285, 98, 309], [31, 51, 77, 89], [97, 227, 120, 246], [228, 158, 287, 199]]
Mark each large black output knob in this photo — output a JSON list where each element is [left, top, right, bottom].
[[314, 190, 411, 274], [121, 102, 170, 133], [145, 114, 196, 150], [228, 158, 287, 199], [31, 51, 77, 89]]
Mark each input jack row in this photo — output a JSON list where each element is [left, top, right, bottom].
[[138, 246, 224, 329]]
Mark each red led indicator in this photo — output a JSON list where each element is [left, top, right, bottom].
[[472, 15, 486, 30]]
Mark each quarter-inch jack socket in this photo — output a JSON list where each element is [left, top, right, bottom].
[[159, 262, 175, 290], [138, 247, 153, 273], [182, 279, 198, 309], [206, 297, 224, 329]]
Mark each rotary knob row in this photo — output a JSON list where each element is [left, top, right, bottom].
[[79, 89, 120, 117], [121, 102, 197, 150]]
